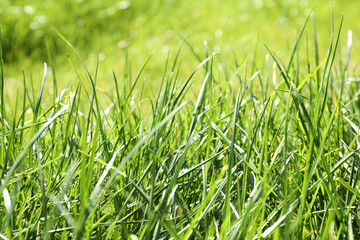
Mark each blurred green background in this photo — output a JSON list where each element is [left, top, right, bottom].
[[1, 0, 360, 94]]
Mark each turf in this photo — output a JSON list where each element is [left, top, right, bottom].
[[1, 8, 360, 240]]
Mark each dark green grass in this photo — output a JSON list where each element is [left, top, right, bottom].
[[1, 13, 360, 239]]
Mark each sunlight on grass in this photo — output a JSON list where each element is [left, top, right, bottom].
[[1, 1, 360, 239]]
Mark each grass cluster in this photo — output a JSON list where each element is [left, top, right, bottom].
[[1, 13, 360, 239]]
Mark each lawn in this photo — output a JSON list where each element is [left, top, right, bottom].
[[1, 0, 360, 239]]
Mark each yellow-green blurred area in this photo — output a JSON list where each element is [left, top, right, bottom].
[[1, 0, 360, 97]]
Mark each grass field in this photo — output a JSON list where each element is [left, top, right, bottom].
[[2, 0, 360, 89], [1, 1, 360, 239]]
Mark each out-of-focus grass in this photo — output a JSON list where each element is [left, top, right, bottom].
[[1, 0, 360, 93]]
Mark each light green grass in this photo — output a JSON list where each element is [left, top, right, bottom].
[[2, 0, 360, 88], [1, 10, 360, 240]]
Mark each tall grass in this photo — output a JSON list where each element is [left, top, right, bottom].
[[0, 13, 360, 239]]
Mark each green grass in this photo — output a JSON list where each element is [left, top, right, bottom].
[[2, 0, 360, 89], [1, 9, 360, 240]]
